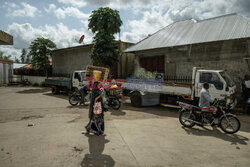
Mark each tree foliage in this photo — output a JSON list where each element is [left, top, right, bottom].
[[88, 7, 122, 67], [29, 38, 56, 73], [20, 49, 26, 63], [14, 56, 20, 63], [25, 53, 31, 63], [0, 51, 11, 60]]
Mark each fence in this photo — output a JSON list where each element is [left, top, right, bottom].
[[165, 75, 192, 83], [11, 75, 46, 83]]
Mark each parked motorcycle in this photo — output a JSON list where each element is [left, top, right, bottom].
[[103, 85, 122, 110], [104, 94, 121, 110], [69, 86, 90, 106], [178, 99, 240, 134]]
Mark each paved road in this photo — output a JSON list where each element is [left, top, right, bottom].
[[0, 87, 250, 167]]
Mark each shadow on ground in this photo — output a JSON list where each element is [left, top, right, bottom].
[[17, 88, 49, 94], [182, 126, 249, 147], [109, 109, 126, 116], [67, 105, 89, 109], [43, 93, 68, 100], [81, 134, 115, 167], [121, 103, 179, 118]]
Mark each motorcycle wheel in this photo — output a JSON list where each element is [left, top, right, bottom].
[[179, 110, 196, 128], [219, 114, 240, 134], [69, 95, 79, 106], [111, 99, 120, 110]]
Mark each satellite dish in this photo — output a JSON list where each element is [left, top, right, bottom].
[[79, 35, 85, 44]]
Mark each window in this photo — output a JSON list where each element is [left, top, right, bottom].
[[74, 72, 79, 79], [219, 71, 235, 87], [200, 72, 223, 90]]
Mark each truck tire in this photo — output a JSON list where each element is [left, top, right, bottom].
[[130, 92, 142, 107], [52, 86, 60, 94]]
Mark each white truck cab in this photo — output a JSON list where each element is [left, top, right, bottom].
[[194, 68, 237, 107], [72, 70, 87, 90]]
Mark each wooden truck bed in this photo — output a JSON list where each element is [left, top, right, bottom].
[[121, 79, 192, 96]]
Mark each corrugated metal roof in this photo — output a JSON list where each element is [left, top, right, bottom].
[[13, 63, 27, 69], [125, 13, 250, 53]]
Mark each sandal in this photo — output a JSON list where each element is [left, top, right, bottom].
[[81, 130, 89, 134]]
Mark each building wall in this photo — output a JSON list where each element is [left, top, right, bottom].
[[12, 75, 46, 83], [0, 61, 13, 85], [52, 46, 92, 75], [52, 42, 135, 78], [134, 38, 250, 90], [0, 63, 3, 84], [119, 42, 135, 78]]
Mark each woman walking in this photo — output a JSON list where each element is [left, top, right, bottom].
[[82, 81, 106, 136]]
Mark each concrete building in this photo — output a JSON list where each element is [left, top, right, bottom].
[[51, 41, 134, 78], [0, 30, 13, 45], [0, 30, 13, 85], [0, 59, 13, 85], [125, 13, 250, 90]]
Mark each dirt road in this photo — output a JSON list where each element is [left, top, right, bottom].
[[0, 87, 250, 167]]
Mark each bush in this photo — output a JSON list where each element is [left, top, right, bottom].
[[31, 82, 39, 86], [39, 81, 45, 87]]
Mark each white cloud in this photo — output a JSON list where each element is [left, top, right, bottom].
[[1, 22, 93, 60], [54, 7, 89, 19], [121, 0, 250, 43], [6, 2, 38, 18], [44, 4, 56, 13], [57, 0, 87, 8], [0, 46, 22, 60], [4, 2, 18, 8], [121, 7, 169, 43], [84, 0, 154, 9]]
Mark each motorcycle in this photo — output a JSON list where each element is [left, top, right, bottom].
[[103, 85, 122, 110], [69, 86, 90, 106], [178, 99, 240, 134], [104, 94, 121, 110]]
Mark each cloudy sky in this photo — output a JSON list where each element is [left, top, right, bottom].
[[0, 0, 250, 60]]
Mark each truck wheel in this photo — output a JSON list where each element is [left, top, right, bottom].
[[130, 92, 142, 107]]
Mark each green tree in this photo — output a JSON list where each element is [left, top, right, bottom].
[[29, 37, 56, 75], [0, 51, 11, 60], [20, 49, 26, 63], [88, 7, 122, 68], [25, 53, 31, 63], [14, 56, 20, 63]]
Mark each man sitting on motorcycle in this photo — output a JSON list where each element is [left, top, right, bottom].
[[199, 83, 214, 108]]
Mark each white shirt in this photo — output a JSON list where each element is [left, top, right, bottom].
[[199, 88, 214, 108]]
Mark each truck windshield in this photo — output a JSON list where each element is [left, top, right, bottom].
[[219, 72, 235, 87]]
